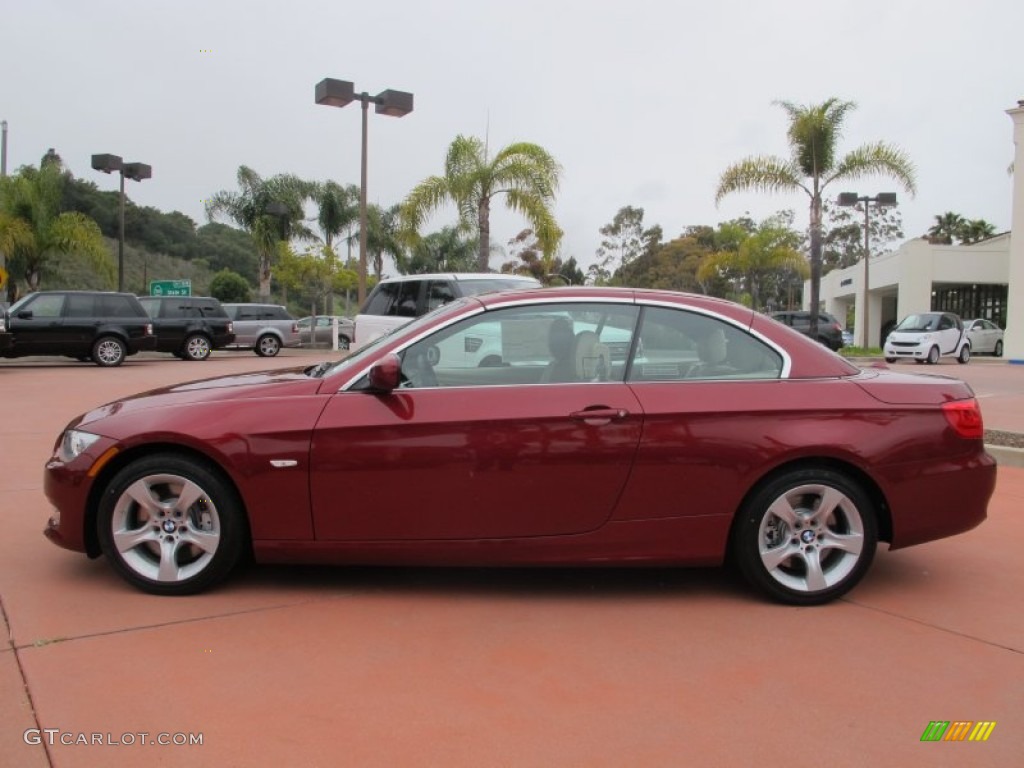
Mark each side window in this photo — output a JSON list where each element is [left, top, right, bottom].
[[938, 315, 954, 331], [629, 307, 782, 382], [394, 282, 421, 318], [362, 283, 399, 316], [64, 294, 95, 318], [398, 303, 639, 388], [98, 296, 140, 317], [426, 281, 456, 312]]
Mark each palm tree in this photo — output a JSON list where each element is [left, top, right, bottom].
[[715, 99, 916, 335], [205, 166, 312, 300], [311, 181, 359, 251], [959, 218, 997, 244], [697, 222, 809, 310], [399, 226, 478, 274], [366, 203, 404, 278], [927, 212, 966, 244], [401, 135, 563, 271], [0, 159, 110, 299]]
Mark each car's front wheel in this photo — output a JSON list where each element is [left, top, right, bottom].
[[97, 454, 247, 595], [92, 336, 127, 367], [926, 345, 940, 364], [731, 468, 878, 605], [957, 344, 971, 364], [182, 334, 212, 361], [255, 334, 280, 357], [884, 357, 897, 363]]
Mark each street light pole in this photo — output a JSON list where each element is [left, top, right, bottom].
[[838, 192, 897, 348], [315, 78, 413, 306], [92, 154, 151, 292]]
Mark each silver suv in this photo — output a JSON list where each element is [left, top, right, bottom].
[[353, 273, 541, 349], [222, 303, 300, 357]]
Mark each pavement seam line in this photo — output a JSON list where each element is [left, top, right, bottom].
[[1, 594, 55, 768], [10, 595, 344, 652], [843, 597, 1023, 656]]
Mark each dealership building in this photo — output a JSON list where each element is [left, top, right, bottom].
[[808, 100, 1024, 363]]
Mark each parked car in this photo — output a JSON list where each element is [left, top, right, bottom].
[[43, 287, 995, 605], [353, 272, 541, 349], [221, 303, 300, 357], [1, 290, 155, 366], [297, 315, 354, 349], [963, 318, 1004, 357], [883, 311, 971, 364], [138, 296, 235, 361], [768, 311, 845, 351]]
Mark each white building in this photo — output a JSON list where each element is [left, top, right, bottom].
[[815, 235, 1009, 349], [807, 99, 1024, 363]]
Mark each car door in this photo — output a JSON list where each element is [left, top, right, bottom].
[[309, 302, 644, 541], [937, 314, 960, 354], [616, 306, 786, 530], [8, 293, 67, 354]]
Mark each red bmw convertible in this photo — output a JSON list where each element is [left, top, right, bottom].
[[43, 287, 996, 604]]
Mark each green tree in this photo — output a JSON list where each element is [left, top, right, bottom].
[[205, 166, 312, 300], [697, 216, 809, 310], [401, 226, 478, 274], [716, 98, 916, 334], [500, 228, 584, 285], [209, 269, 252, 303], [822, 201, 903, 273], [366, 203, 404, 279], [926, 212, 965, 244], [0, 160, 110, 299], [595, 206, 663, 280], [958, 218, 997, 244], [401, 135, 563, 270]]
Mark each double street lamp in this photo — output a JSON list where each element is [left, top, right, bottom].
[[91, 154, 151, 292], [837, 192, 897, 348], [315, 78, 413, 306]]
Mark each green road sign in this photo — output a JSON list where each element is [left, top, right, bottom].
[[150, 279, 191, 297]]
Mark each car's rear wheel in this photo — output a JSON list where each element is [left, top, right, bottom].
[[255, 334, 280, 357], [182, 334, 212, 361], [957, 344, 970, 364], [97, 454, 247, 595], [926, 345, 940, 364], [92, 336, 127, 367], [995, 340, 1003, 357], [731, 468, 877, 605]]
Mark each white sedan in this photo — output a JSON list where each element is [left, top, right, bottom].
[[964, 319, 1004, 356]]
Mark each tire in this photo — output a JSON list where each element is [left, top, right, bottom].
[[338, 335, 351, 351], [884, 357, 896, 364], [182, 334, 212, 361], [995, 340, 1003, 357], [957, 344, 970, 365], [731, 468, 878, 605], [255, 334, 280, 357], [926, 345, 940, 365], [97, 454, 247, 595], [92, 336, 127, 367]]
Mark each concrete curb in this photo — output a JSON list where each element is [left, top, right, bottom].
[[986, 444, 1024, 468]]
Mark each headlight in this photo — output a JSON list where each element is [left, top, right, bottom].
[[59, 429, 101, 462]]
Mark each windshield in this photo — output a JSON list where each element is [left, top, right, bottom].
[[894, 313, 941, 332], [313, 298, 474, 378]]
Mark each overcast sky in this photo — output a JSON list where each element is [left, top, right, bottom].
[[2, 0, 1021, 274]]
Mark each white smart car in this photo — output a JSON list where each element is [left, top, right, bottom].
[[883, 311, 970, 365]]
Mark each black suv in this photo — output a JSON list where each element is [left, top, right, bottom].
[[1, 290, 156, 366], [138, 296, 235, 361], [769, 311, 845, 351]]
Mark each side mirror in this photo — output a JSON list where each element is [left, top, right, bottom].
[[367, 353, 401, 392], [17, 310, 33, 319]]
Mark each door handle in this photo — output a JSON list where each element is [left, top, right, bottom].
[[569, 407, 628, 424]]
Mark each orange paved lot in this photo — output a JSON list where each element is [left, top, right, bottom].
[[2, 351, 1022, 767]]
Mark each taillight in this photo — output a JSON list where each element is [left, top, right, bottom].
[[291, 323, 299, 333], [942, 399, 984, 439], [227, 322, 233, 332]]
